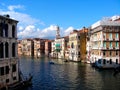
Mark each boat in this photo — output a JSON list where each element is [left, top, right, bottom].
[[49, 61, 55, 64], [8, 74, 33, 90], [8, 72, 33, 90], [86, 60, 90, 64], [113, 66, 120, 76], [90, 62, 97, 67], [64, 59, 68, 62]]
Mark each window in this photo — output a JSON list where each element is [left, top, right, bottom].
[[12, 25, 15, 38], [110, 42, 112, 48], [109, 33, 112, 39], [5, 66, 9, 74], [103, 59, 106, 64], [110, 51, 112, 56], [12, 43, 16, 57], [12, 64, 16, 72], [98, 59, 101, 64], [103, 42, 106, 48], [107, 61, 109, 63], [116, 51, 118, 55], [13, 77, 17, 80], [78, 36, 80, 39], [110, 59, 112, 64], [0, 43, 4, 58], [71, 43, 74, 48], [103, 33, 106, 39], [5, 24, 8, 37], [6, 79, 9, 83], [116, 33, 118, 39], [116, 42, 119, 47], [5, 42, 9, 58], [103, 51, 105, 56], [0, 67, 4, 76], [0, 23, 3, 37], [116, 59, 118, 64]]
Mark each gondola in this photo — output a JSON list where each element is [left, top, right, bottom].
[[8, 73, 33, 90]]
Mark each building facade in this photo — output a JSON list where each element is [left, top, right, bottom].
[[79, 28, 88, 61], [21, 39, 34, 56], [33, 38, 41, 57], [45, 40, 51, 56], [90, 16, 120, 68], [18, 40, 22, 56], [0, 15, 19, 88], [69, 30, 80, 61]]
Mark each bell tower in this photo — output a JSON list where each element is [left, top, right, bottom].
[[56, 26, 60, 39]]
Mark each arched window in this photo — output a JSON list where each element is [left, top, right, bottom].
[[5, 24, 8, 37], [12, 25, 15, 38], [0, 23, 3, 37], [5, 42, 9, 58], [71, 43, 74, 48], [0, 43, 4, 58], [12, 43, 16, 57]]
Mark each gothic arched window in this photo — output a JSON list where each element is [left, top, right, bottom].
[[12, 43, 16, 57], [5, 24, 8, 37], [12, 25, 15, 38], [5, 42, 9, 58], [0, 23, 3, 37], [0, 43, 4, 58]]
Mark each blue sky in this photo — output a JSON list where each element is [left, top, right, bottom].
[[0, 0, 120, 39]]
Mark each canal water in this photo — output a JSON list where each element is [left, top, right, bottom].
[[19, 56, 120, 90]]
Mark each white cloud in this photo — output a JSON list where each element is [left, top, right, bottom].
[[8, 5, 24, 11], [63, 26, 74, 36], [18, 25, 57, 39], [0, 10, 43, 26], [0, 4, 44, 26], [0, 4, 75, 39], [18, 26, 24, 31], [17, 25, 75, 39], [18, 25, 33, 38]]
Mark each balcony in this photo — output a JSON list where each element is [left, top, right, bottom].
[[115, 47, 119, 50], [109, 47, 113, 49], [109, 38, 113, 41], [91, 38, 98, 41], [92, 47, 99, 49], [102, 47, 106, 50], [115, 38, 119, 41], [103, 37, 106, 41]]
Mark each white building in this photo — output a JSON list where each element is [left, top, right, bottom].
[[0, 15, 19, 89], [51, 38, 65, 59], [69, 30, 80, 61], [90, 15, 120, 68]]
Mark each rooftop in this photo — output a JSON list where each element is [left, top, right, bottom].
[[91, 15, 120, 29]]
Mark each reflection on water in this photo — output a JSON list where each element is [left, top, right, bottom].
[[19, 56, 120, 90]]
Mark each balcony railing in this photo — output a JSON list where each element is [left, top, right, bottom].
[[109, 47, 113, 49], [115, 38, 119, 41], [115, 47, 119, 49], [101, 47, 106, 49], [109, 38, 113, 41]]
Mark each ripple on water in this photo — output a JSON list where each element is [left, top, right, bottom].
[[20, 56, 120, 90]]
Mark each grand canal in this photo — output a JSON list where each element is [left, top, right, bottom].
[[19, 56, 120, 90]]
